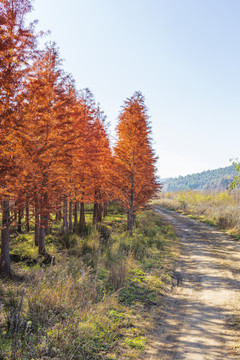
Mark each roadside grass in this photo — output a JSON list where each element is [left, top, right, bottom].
[[0, 209, 178, 359], [153, 190, 240, 239]]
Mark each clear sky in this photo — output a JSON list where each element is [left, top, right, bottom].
[[28, 0, 240, 179]]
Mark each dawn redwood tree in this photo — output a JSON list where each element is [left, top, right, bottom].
[[76, 91, 113, 224], [0, 0, 36, 274], [70, 90, 96, 226], [21, 44, 76, 254], [70, 89, 112, 225], [57, 88, 87, 234], [91, 108, 113, 224], [113, 91, 160, 234]]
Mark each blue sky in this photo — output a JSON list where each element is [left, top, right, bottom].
[[28, 0, 240, 178]]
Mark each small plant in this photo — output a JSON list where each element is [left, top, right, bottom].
[[125, 336, 146, 350], [59, 233, 78, 249], [106, 260, 127, 290], [107, 201, 124, 214], [78, 223, 93, 237], [97, 223, 111, 247]]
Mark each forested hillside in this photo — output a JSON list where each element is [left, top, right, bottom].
[[162, 165, 237, 192]]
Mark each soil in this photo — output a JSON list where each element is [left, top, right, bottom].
[[145, 206, 240, 360]]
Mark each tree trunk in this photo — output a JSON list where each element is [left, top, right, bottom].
[[74, 202, 78, 229], [128, 177, 134, 236], [128, 211, 134, 236], [97, 203, 103, 223], [39, 213, 46, 255], [35, 196, 39, 247], [55, 210, 62, 221], [17, 208, 22, 233], [103, 202, 108, 217], [93, 202, 103, 223], [38, 193, 48, 255], [80, 202, 85, 225], [69, 200, 73, 231], [14, 205, 17, 225], [0, 199, 11, 275], [63, 197, 68, 234], [25, 200, 30, 232], [45, 215, 49, 236], [93, 202, 98, 224]]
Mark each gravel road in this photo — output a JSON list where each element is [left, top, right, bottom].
[[145, 206, 240, 360]]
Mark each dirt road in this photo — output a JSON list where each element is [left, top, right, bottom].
[[146, 207, 240, 360]]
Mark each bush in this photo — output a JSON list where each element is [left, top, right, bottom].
[[217, 214, 234, 229], [13, 234, 29, 243], [131, 236, 147, 261], [106, 261, 127, 290], [107, 201, 124, 214], [10, 236, 38, 264], [97, 223, 111, 247], [45, 234, 54, 244], [78, 223, 93, 236], [68, 234, 101, 268], [59, 233, 78, 249]]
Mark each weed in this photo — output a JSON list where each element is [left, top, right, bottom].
[[97, 223, 112, 248], [59, 233, 78, 249]]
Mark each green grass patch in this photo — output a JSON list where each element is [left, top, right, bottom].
[[0, 209, 178, 360]]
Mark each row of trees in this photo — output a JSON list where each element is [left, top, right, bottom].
[[0, 0, 160, 276], [163, 166, 237, 193]]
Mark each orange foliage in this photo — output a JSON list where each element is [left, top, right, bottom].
[[113, 92, 160, 233], [0, 1, 160, 274]]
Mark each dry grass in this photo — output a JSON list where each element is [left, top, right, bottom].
[[0, 210, 178, 360], [154, 190, 240, 238]]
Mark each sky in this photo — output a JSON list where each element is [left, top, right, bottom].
[[28, 0, 240, 179]]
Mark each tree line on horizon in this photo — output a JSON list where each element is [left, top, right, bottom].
[[162, 165, 237, 193], [0, 0, 160, 276]]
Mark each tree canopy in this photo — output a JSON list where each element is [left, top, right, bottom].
[[0, 2, 160, 275]]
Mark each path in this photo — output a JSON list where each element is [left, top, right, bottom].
[[145, 206, 240, 360]]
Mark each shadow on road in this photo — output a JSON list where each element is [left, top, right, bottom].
[[145, 207, 240, 360]]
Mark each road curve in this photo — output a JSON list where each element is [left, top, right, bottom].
[[146, 206, 240, 360]]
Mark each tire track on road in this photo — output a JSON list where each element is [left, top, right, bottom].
[[145, 207, 240, 360]]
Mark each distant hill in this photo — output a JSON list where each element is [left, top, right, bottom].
[[162, 165, 237, 192]]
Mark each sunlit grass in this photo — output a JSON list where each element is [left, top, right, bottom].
[[154, 190, 240, 238], [0, 209, 178, 359]]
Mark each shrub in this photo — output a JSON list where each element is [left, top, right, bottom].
[[10, 238, 38, 264], [97, 223, 111, 247], [45, 234, 54, 244], [217, 214, 235, 229], [107, 201, 124, 214], [106, 261, 127, 290], [59, 233, 78, 249], [78, 223, 93, 236]]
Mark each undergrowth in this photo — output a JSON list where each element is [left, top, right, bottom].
[[0, 210, 178, 360]]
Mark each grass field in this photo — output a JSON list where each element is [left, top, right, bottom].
[[154, 190, 240, 240], [0, 207, 178, 360]]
